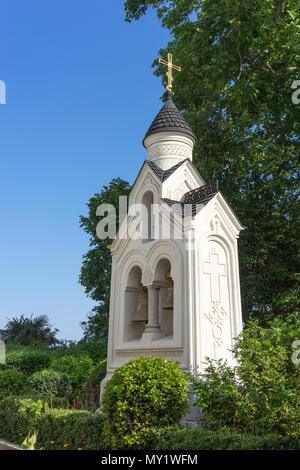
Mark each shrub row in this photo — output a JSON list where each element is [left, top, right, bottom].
[[152, 426, 300, 451], [2, 396, 298, 450], [51, 342, 107, 365], [1, 349, 51, 374], [0, 368, 73, 401], [0, 396, 105, 450], [0, 342, 108, 402]]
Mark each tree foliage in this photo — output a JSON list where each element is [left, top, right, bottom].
[[79, 178, 131, 341], [125, 0, 300, 322], [1, 314, 59, 346]]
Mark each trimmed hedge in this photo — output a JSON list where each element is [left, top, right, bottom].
[[0, 397, 105, 450], [152, 426, 300, 450], [37, 409, 105, 450]]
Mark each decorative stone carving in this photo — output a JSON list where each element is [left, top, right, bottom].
[[144, 174, 156, 188], [210, 216, 220, 234], [148, 143, 192, 160], [201, 241, 235, 364], [205, 302, 228, 348], [144, 132, 195, 171], [170, 181, 190, 201]]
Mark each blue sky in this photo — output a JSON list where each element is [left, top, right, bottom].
[[0, 0, 170, 341]]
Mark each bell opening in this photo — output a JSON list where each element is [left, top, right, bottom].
[[123, 266, 148, 342], [155, 259, 174, 338], [132, 286, 148, 322], [162, 279, 174, 310]]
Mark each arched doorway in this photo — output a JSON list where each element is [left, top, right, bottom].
[[141, 190, 154, 241]]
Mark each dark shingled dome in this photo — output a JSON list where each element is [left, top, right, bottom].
[[143, 90, 196, 147]]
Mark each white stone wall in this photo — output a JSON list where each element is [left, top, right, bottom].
[[144, 132, 194, 171]]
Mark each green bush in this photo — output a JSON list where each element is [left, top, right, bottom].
[[51, 355, 94, 392], [83, 359, 107, 389], [3, 348, 51, 374], [102, 356, 189, 449], [0, 396, 105, 450], [0, 397, 44, 435], [27, 369, 72, 400], [37, 409, 105, 450], [73, 359, 106, 411], [152, 426, 300, 450], [52, 342, 107, 365], [192, 313, 300, 438], [0, 368, 27, 399]]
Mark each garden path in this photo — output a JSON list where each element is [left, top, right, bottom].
[[0, 439, 23, 450]]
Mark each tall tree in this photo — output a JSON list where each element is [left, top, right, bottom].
[[1, 314, 59, 346], [79, 178, 131, 341], [125, 0, 300, 322]]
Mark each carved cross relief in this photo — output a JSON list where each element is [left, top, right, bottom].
[[203, 247, 228, 352], [203, 248, 226, 303]]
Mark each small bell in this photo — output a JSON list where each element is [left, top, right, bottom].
[[162, 285, 174, 310], [132, 288, 148, 322], [162, 286, 173, 310], [162, 270, 173, 310]]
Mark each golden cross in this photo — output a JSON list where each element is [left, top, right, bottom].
[[159, 53, 181, 91]]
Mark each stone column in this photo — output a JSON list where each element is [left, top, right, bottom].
[[144, 285, 160, 333]]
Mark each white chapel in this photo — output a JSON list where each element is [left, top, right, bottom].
[[101, 67, 244, 394]]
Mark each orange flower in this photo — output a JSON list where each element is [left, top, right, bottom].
[[50, 441, 55, 444], [77, 448, 83, 451], [63, 444, 68, 448]]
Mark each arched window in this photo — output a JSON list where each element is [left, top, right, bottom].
[[141, 191, 154, 241]]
